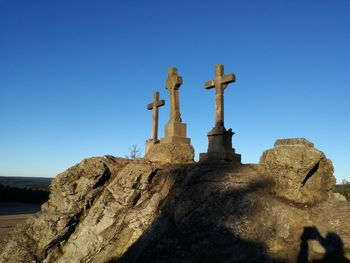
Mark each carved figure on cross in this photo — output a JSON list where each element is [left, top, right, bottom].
[[204, 64, 236, 130], [147, 91, 165, 142], [166, 68, 183, 123]]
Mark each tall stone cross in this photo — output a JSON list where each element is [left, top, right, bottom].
[[205, 64, 236, 128], [147, 91, 165, 142], [166, 67, 183, 123]]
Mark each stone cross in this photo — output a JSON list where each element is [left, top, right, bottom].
[[204, 64, 236, 128], [147, 91, 165, 142], [166, 68, 183, 122]]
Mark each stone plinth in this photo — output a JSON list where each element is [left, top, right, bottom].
[[146, 142, 194, 164], [150, 121, 193, 164], [160, 121, 191, 145], [147, 120, 192, 163], [199, 127, 241, 164]]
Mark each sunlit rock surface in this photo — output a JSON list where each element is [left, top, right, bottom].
[[1, 139, 349, 263], [259, 138, 336, 204]]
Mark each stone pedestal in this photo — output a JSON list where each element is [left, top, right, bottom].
[[146, 142, 194, 164], [160, 121, 191, 145], [199, 126, 241, 164], [147, 120, 194, 163]]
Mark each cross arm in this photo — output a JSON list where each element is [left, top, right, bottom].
[[147, 100, 165, 110], [156, 99, 165, 107], [147, 103, 154, 110], [221, 74, 236, 84], [204, 80, 215, 89]]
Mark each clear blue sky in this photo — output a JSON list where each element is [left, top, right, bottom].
[[0, 1, 349, 182]]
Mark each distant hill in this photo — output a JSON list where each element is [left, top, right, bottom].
[[0, 176, 51, 203], [0, 176, 52, 191]]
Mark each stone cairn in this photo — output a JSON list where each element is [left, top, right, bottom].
[[145, 68, 194, 164], [145, 65, 240, 164]]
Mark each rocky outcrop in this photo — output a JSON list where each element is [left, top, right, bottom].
[[55, 159, 175, 263], [259, 138, 336, 204], [0, 156, 176, 263], [0, 156, 129, 262], [1, 138, 349, 263]]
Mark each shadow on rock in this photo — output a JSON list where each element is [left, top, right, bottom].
[[298, 226, 350, 263], [112, 163, 286, 263]]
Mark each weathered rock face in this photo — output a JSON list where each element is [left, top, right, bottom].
[[1, 156, 126, 263], [1, 138, 349, 263], [0, 156, 175, 263], [55, 159, 175, 263], [259, 138, 336, 204]]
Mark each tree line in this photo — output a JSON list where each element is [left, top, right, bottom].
[[334, 180, 350, 201], [0, 183, 49, 203]]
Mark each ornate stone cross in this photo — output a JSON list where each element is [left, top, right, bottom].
[[205, 64, 236, 128], [147, 91, 165, 142], [166, 68, 183, 123], [199, 64, 241, 164]]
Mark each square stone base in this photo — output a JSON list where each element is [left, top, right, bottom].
[[164, 121, 187, 138], [146, 142, 194, 164], [199, 127, 241, 164], [147, 120, 193, 163], [160, 136, 191, 145], [160, 121, 191, 145]]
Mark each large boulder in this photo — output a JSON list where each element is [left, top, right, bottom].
[[259, 138, 336, 204]]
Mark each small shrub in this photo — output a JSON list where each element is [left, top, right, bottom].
[[334, 184, 350, 201]]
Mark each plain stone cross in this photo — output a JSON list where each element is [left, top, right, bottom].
[[204, 64, 236, 128], [147, 91, 165, 141], [166, 68, 183, 122]]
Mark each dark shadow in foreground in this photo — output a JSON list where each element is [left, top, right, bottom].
[[111, 164, 287, 263], [107, 163, 348, 263], [297, 226, 350, 263]]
